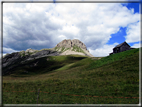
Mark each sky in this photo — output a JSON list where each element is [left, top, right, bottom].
[[2, 0, 141, 57]]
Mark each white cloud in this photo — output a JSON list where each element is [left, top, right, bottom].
[[131, 43, 141, 48], [89, 43, 119, 57], [3, 47, 18, 54], [59, 25, 80, 36], [125, 21, 140, 43], [3, 3, 140, 56]]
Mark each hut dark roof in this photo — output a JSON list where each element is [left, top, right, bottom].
[[114, 41, 130, 49]]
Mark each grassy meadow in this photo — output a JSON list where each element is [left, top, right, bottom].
[[2, 48, 140, 104]]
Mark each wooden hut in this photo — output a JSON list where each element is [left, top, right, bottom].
[[109, 41, 131, 55]]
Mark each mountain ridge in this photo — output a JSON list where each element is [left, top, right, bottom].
[[3, 39, 94, 58], [2, 39, 94, 75]]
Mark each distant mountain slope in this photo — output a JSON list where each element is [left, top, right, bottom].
[[2, 39, 94, 75]]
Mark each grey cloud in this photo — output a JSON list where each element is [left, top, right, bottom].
[[3, 6, 63, 53], [77, 23, 105, 49]]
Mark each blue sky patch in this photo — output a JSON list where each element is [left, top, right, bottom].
[[107, 27, 127, 45]]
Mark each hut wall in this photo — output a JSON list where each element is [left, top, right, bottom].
[[120, 44, 130, 52], [113, 47, 120, 53], [113, 48, 117, 53]]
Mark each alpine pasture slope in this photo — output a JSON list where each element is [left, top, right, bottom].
[[2, 48, 139, 104]]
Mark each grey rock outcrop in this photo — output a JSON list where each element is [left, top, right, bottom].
[[3, 52, 23, 68], [25, 48, 36, 53], [32, 50, 51, 57], [72, 39, 87, 50], [2, 52, 29, 75], [56, 39, 72, 48], [26, 50, 60, 60], [55, 39, 87, 50]]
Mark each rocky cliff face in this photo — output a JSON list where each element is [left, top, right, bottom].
[[55, 39, 87, 50], [54, 39, 94, 57]]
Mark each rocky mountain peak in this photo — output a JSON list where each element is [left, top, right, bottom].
[[55, 39, 87, 50]]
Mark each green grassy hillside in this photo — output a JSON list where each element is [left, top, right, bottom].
[[4, 55, 88, 77], [3, 48, 139, 104]]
